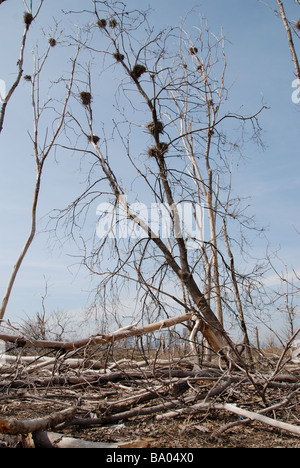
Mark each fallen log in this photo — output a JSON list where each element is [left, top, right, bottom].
[[62, 377, 237, 428], [0, 313, 192, 350], [108, 357, 196, 371], [217, 403, 300, 437], [1, 367, 219, 390], [0, 407, 76, 435], [157, 402, 300, 437], [2, 355, 104, 371], [211, 388, 300, 438], [103, 378, 193, 415], [33, 431, 150, 448]]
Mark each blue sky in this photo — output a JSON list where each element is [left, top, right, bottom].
[[0, 0, 299, 337]]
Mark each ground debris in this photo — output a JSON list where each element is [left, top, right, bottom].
[[0, 342, 300, 448]]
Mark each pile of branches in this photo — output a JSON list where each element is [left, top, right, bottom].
[[0, 322, 299, 448]]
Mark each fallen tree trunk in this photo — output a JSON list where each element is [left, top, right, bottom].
[[211, 388, 300, 438], [61, 377, 238, 428], [157, 402, 300, 437], [217, 403, 300, 437], [1, 355, 104, 372], [33, 431, 150, 449], [0, 313, 192, 351], [1, 367, 220, 390], [0, 407, 76, 435]]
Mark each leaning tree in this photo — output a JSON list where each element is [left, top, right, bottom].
[[50, 0, 266, 365]]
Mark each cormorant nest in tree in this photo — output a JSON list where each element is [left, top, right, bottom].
[[113, 52, 125, 62], [24, 12, 33, 26], [147, 143, 169, 158], [80, 92, 92, 106], [49, 38, 57, 47], [24, 75, 32, 82], [87, 135, 100, 144], [131, 64, 147, 80], [147, 121, 164, 136], [189, 47, 198, 56], [109, 18, 118, 29], [295, 20, 300, 31], [97, 19, 107, 29]]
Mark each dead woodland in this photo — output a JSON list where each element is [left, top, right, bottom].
[[0, 0, 300, 449]]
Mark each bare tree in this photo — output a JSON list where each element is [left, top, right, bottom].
[[255, 0, 300, 343], [0, 32, 80, 320], [51, 2, 266, 365], [267, 261, 299, 342], [1, 2, 300, 448]]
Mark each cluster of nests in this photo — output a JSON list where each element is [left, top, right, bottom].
[[97, 18, 118, 30], [180, 46, 204, 73], [77, 92, 100, 145], [112, 58, 147, 81], [23, 13, 56, 83], [146, 121, 169, 159], [79, 98, 169, 155], [111, 53, 147, 81], [112, 56, 147, 81], [24, 11, 56, 49], [24, 13, 57, 46], [112, 55, 147, 81], [97, 16, 147, 80], [189, 47, 198, 56]]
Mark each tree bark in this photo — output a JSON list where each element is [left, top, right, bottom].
[[276, 0, 300, 81], [0, 407, 76, 435], [0, 307, 240, 364], [33, 431, 150, 448], [0, 312, 192, 350]]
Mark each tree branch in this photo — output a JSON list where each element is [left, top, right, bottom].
[[0, 407, 76, 435], [0, 1, 44, 134], [0, 312, 193, 350], [276, 0, 300, 81]]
